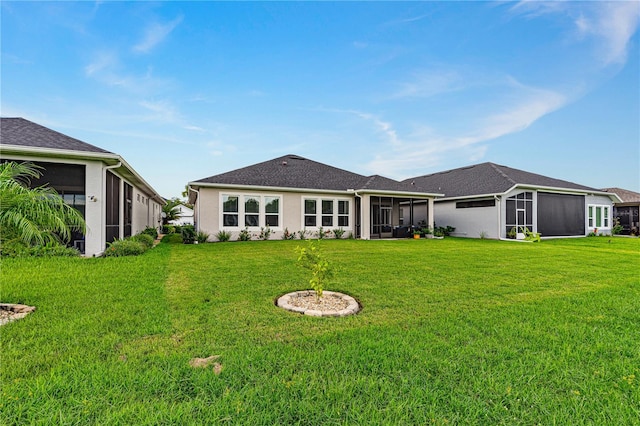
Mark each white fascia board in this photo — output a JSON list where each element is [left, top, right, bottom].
[[509, 184, 623, 203], [189, 182, 443, 199], [434, 192, 501, 202], [1, 144, 165, 204], [355, 189, 444, 198], [434, 184, 623, 203], [189, 182, 355, 196]]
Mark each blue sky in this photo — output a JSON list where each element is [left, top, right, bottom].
[[2, 1, 639, 197]]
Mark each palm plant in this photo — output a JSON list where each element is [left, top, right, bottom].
[[0, 161, 86, 246], [162, 198, 182, 225]]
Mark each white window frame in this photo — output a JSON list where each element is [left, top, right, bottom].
[[588, 204, 610, 230], [301, 197, 352, 230], [220, 193, 282, 230]]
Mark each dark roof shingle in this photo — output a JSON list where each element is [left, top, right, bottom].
[[405, 162, 600, 198], [193, 154, 426, 194], [1, 117, 112, 154]]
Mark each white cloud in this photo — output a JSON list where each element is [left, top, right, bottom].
[[510, 1, 640, 67], [391, 69, 465, 99], [360, 79, 567, 179], [84, 51, 116, 76], [133, 15, 183, 54], [591, 1, 640, 65], [139, 99, 180, 123]]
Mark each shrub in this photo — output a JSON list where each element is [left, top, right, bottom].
[[105, 239, 146, 257], [161, 234, 183, 244], [131, 233, 154, 249], [0, 240, 80, 258], [258, 226, 272, 240], [297, 229, 308, 240], [332, 228, 346, 239], [196, 231, 210, 244], [181, 225, 196, 244], [162, 225, 176, 234], [238, 227, 252, 241], [316, 227, 330, 239], [216, 230, 231, 242], [141, 227, 159, 240], [612, 218, 624, 235], [282, 228, 296, 240]]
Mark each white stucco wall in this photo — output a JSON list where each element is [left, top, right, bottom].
[[434, 199, 500, 239], [195, 187, 356, 241]]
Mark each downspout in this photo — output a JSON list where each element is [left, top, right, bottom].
[[99, 161, 122, 256], [188, 185, 200, 232]]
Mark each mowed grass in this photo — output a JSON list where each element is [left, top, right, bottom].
[[1, 237, 638, 425]]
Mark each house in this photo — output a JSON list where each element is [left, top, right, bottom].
[[169, 204, 195, 226], [602, 187, 640, 235], [405, 162, 621, 239], [188, 154, 442, 240], [0, 117, 164, 256]]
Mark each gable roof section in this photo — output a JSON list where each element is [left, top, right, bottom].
[[191, 154, 439, 196], [1, 117, 164, 204], [1, 117, 112, 154], [405, 162, 604, 199], [601, 187, 640, 203]]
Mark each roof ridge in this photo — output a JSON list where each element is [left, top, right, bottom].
[[488, 162, 517, 186]]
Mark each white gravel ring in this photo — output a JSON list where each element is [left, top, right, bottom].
[[276, 290, 361, 317]]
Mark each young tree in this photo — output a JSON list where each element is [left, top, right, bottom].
[[0, 162, 86, 246]]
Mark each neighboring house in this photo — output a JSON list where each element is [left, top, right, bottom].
[[0, 117, 164, 256], [188, 154, 442, 240], [602, 187, 640, 235], [169, 204, 194, 226], [405, 162, 621, 239]]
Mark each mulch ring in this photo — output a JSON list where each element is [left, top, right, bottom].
[[0, 303, 36, 326]]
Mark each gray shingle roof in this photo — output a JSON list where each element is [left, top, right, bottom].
[[1, 117, 112, 154], [405, 162, 600, 198], [601, 187, 640, 203], [193, 154, 426, 194]]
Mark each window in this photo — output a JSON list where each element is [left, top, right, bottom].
[[304, 199, 317, 227], [456, 199, 496, 209], [244, 196, 260, 227], [303, 198, 350, 228], [588, 205, 610, 229], [322, 200, 334, 226], [223, 195, 239, 226], [221, 194, 281, 228], [265, 196, 279, 227], [338, 200, 349, 227]]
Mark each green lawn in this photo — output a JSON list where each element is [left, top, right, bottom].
[[1, 237, 638, 425]]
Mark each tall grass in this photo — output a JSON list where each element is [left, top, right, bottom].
[[1, 237, 638, 424]]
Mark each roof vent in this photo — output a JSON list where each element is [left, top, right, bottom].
[[282, 161, 288, 166]]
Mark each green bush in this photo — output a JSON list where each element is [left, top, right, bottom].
[[215, 230, 231, 242], [0, 240, 80, 258], [141, 227, 159, 240], [162, 225, 176, 234], [131, 233, 155, 249], [181, 225, 196, 244], [238, 227, 252, 241], [161, 234, 183, 244], [196, 231, 209, 244], [105, 239, 146, 257]]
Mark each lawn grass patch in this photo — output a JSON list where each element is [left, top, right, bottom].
[[1, 237, 638, 424]]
